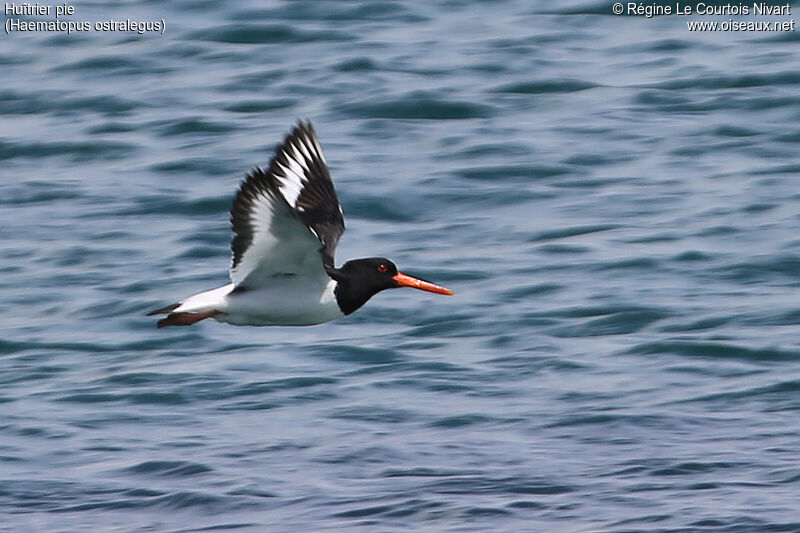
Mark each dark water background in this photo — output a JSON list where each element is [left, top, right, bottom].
[[2, 1, 800, 531]]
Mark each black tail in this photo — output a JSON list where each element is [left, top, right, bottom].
[[147, 303, 180, 316]]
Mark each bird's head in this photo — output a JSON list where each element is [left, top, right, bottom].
[[330, 257, 452, 314]]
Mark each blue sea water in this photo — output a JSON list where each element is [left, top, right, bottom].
[[2, 0, 800, 531]]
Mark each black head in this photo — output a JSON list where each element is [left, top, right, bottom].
[[328, 257, 452, 315], [329, 258, 399, 315]]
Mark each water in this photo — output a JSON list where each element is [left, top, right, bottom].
[[2, 0, 800, 531]]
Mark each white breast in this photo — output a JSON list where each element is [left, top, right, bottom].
[[218, 278, 343, 326]]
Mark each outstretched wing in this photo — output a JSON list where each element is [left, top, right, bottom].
[[269, 121, 345, 264], [229, 121, 345, 288]]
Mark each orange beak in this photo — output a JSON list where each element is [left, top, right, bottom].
[[393, 272, 453, 295]]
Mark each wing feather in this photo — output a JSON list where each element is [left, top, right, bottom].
[[269, 121, 344, 265], [228, 121, 345, 288]]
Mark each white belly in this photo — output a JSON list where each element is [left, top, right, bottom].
[[218, 278, 343, 326]]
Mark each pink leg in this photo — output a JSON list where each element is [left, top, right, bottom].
[[157, 310, 221, 328]]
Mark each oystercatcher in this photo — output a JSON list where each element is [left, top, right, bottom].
[[148, 121, 452, 328]]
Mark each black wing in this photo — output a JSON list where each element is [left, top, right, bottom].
[[268, 121, 344, 267], [228, 121, 345, 287]]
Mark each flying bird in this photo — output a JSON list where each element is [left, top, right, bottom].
[[148, 121, 452, 327]]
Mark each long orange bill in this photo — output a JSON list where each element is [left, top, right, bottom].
[[393, 272, 453, 295]]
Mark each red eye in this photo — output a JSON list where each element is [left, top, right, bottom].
[[377, 264, 388, 273]]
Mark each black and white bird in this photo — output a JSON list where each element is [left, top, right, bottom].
[[148, 121, 452, 328]]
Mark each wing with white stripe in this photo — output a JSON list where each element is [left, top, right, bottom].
[[269, 121, 345, 268], [228, 122, 345, 288]]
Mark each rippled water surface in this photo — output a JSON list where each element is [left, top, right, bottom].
[[3, 1, 800, 531]]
